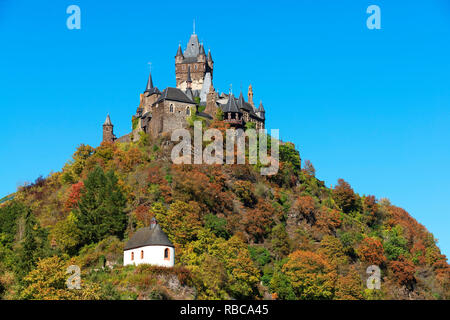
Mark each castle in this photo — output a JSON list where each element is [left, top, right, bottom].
[[103, 30, 266, 143]]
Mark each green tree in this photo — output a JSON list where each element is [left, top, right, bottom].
[[271, 224, 290, 259], [16, 209, 49, 279], [50, 212, 81, 255], [0, 201, 25, 245], [75, 167, 127, 246]]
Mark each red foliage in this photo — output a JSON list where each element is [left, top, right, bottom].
[[358, 237, 386, 266], [243, 201, 274, 242], [389, 256, 416, 287], [64, 181, 84, 211]]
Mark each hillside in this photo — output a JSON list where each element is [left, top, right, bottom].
[[0, 120, 449, 300]]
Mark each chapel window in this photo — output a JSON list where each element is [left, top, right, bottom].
[[131, 252, 134, 261], [141, 250, 144, 259], [164, 248, 170, 260]]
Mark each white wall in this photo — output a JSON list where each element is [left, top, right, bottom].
[[123, 245, 175, 267]]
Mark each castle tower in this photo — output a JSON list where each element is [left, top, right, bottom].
[[257, 101, 265, 120], [205, 81, 217, 117], [103, 114, 116, 143], [248, 84, 254, 107], [175, 30, 213, 90], [140, 70, 161, 113]]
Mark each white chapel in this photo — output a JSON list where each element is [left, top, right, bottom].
[[123, 218, 175, 267]]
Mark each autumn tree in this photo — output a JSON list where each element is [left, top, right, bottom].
[[156, 200, 202, 246], [334, 267, 363, 300], [389, 256, 416, 288], [64, 181, 84, 212], [333, 179, 358, 214], [357, 237, 386, 266], [302, 160, 316, 176], [282, 250, 336, 300], [21, 256, 101, 300]]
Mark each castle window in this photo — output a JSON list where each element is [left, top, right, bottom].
[[141, 250, 144, 259], [186, 107, 190, 115], [194, 65, 198, 71], [169, 104, 174, 113], [164, 248, 170, 260], [131, 252, 134, 261], [182, 65, 185, 70]]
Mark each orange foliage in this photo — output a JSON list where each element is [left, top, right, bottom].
[[358, 237, 386, 265], [243, 201, 274, 242], [333, 179, 357, 213], [389, 256, 416, 287], [314, 207, 341, 235], [134, 205, 154, 227]]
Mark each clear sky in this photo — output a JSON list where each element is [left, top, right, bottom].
[[0, 0, 449, 257]]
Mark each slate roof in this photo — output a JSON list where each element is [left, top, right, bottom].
[[176, 44, 183, 57], [124, 220, 174, 250], [104, 114, 112, 126], [222, 93, 241, 113], [184, 33, 200, 58], [154, 87, 196, 104], [144, 71, 160, 95], [258, 101, 265, 113], [207, 49, 213, 61]]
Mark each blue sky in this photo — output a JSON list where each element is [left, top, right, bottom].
[[0, 0, 449, 257]]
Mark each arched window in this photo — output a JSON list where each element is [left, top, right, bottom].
[[164, 248, 170, 260], [194, 65, 198, 71], [141, 250, 144, 259], [186, 107, 190, 115], [169, 104, 174, 113], [131, 252, 134, 261]]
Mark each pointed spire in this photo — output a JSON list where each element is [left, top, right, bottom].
[[199, 43, 206, 55], [238, 91, 245, 109], [104, 114, 112, 126], [258, 101, 265, 113], [207, 49, 213, 61], [145, 70, 154, 92], [176, 43, 183, 57], [223, 93, 241, 113]]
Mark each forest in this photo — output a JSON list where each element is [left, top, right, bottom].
[[0, 117, 448, 300]]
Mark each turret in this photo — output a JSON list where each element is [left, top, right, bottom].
[[198, 43, 206, 63], [102, 114, 116, 143], [175, 44, 184, 63], [248, 84, 254, 107], [257, 101, 265, 119]]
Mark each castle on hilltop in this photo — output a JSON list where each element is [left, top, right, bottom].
[[102, 30, 266, 143]]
